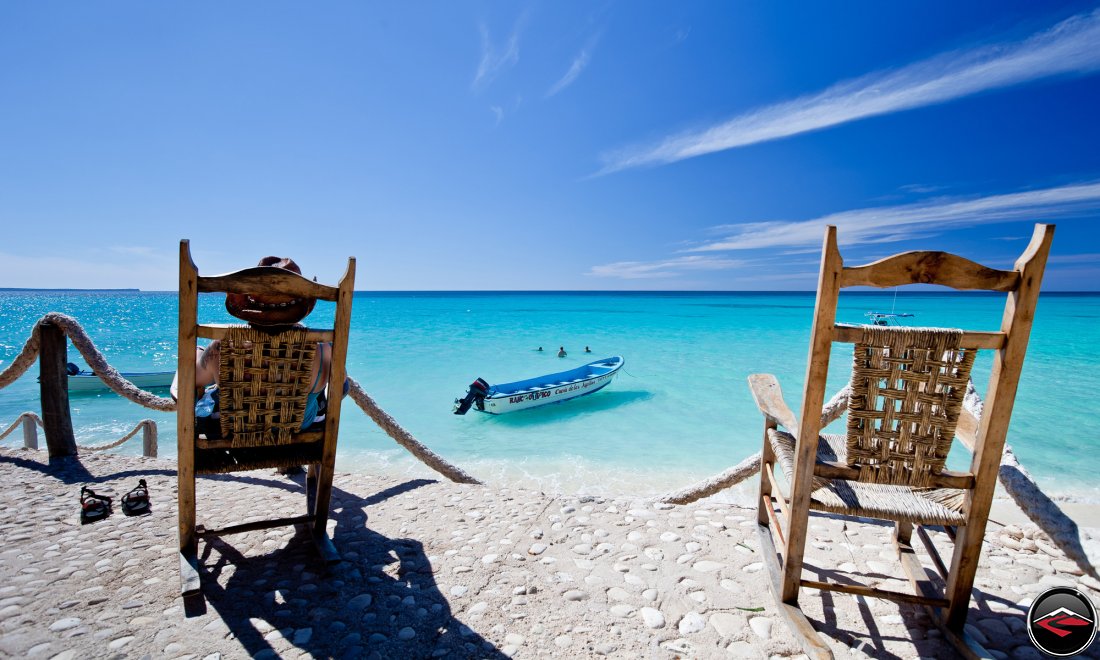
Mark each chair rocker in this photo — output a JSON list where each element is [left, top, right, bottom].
[[176, 239, 355, 596], [751, 224, 1053, 658]]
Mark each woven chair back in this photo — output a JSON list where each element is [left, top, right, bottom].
[[845, 326, 977, 487], [214, 326, 318, 448]]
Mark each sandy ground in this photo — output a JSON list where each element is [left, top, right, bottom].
[[1, 446, 1099, 659]]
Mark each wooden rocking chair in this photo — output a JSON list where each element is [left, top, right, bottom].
[[176, 240, 355, 596], [751, 224, 1053, 658]]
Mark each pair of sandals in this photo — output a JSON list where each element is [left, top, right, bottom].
[[80, 479, 150, 524]]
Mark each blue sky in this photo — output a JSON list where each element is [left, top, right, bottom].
[[1, 2, 1098, 291]]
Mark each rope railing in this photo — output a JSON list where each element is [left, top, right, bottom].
[[963, 381, 1098, 579], [0, 411, 157, 457], [0, 312, 175, 411], [0, 412, 42, 450], [6, 310, 1088, 569], [657, 385, 851, 504], [655, 378, 1098, 578], [78, 419, 158, 457], [0, 313, 478, 483], [346, 378, 482, 485]]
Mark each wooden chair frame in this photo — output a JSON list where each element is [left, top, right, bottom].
[[751, 224, 1054, 658], [176, 239, 355, 596]]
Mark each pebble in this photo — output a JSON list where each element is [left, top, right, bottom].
[[48, 617, 81, 632], [0, 448, 1077, 660], [640, 607, 666, 629], [347, 593, 372, 612], [610, 604, 636, 618], [678, 611, 706, 634], [749, 616, 773, 640], [693, 560, 724, 573], [709, 612, 743, 638]]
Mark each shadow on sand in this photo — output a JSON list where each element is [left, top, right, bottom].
[[182, 474, 507, 659]]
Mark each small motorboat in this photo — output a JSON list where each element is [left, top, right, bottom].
[[454, 356, 624, 415], [865, 311, 914, 326], [64, 362, 174, 393]]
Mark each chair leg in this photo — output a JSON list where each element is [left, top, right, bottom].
[[307, 462, 339, 564], [306, 463, 319, 516], [757, 521, 834, 660], [178, 469, 200, 596], [756, 422, 832, 659], [943, 522, 984, 630]]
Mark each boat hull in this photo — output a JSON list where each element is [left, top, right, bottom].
[[480, 356, 623, 414], [68, 371, 175, 393]]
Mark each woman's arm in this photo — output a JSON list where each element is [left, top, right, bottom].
[[195, 341, 220, 389]]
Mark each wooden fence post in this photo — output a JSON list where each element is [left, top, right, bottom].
[[38, 322, 77, 458], [22, 415, 38, 450], [142, 420, 158, 458]]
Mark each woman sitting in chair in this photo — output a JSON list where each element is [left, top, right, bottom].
[[173, 256, 346, 440]]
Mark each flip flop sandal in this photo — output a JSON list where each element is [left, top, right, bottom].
[[80, 486, 112, 524], [121, 479, 150, 516]]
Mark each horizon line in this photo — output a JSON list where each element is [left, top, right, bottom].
[[3, 288, 1098, 295]]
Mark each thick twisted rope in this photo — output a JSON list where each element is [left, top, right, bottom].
[[0, 412, 43, 442], [79, 419, 157, 452], [0, 411, 156, 456], [346, 377, 482, 485], [964, 381, 1098, 579], [0, 313, 176, 411], [657, 385, 850, 504], [1, 314, 480, 483]]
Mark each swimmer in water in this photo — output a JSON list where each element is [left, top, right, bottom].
[[557, 346, 567, 358]]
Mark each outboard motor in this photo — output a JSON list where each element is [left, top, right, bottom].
[[453, 378, 490, 415]]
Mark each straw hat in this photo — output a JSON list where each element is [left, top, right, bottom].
[[225, 256, 316, 326]]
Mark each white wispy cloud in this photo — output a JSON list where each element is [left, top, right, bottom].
[[599, 9, 1100, 173], [109, 245, 158, 257], [473, 18, 524, 91], [690, 181, 1100, 252], [588, 255, 742, 279], [1049, 252, 1100, 264], [546, 35, 599, 98]]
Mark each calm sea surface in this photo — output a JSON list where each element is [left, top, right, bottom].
[[1, 290, 1097, 503]]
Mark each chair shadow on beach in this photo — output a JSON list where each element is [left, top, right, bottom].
[[788, 514, 1032, 659], [184, 473, 508, 659]]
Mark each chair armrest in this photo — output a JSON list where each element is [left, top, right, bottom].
[[747, 374, 800, 434]]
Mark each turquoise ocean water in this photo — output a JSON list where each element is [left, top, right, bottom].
[[1, 290, 1097, 503]]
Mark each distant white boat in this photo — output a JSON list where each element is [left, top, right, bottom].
[[454, 356, 624, 415], [65, 363, 174, 393], [865, 311, 915, 326]]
